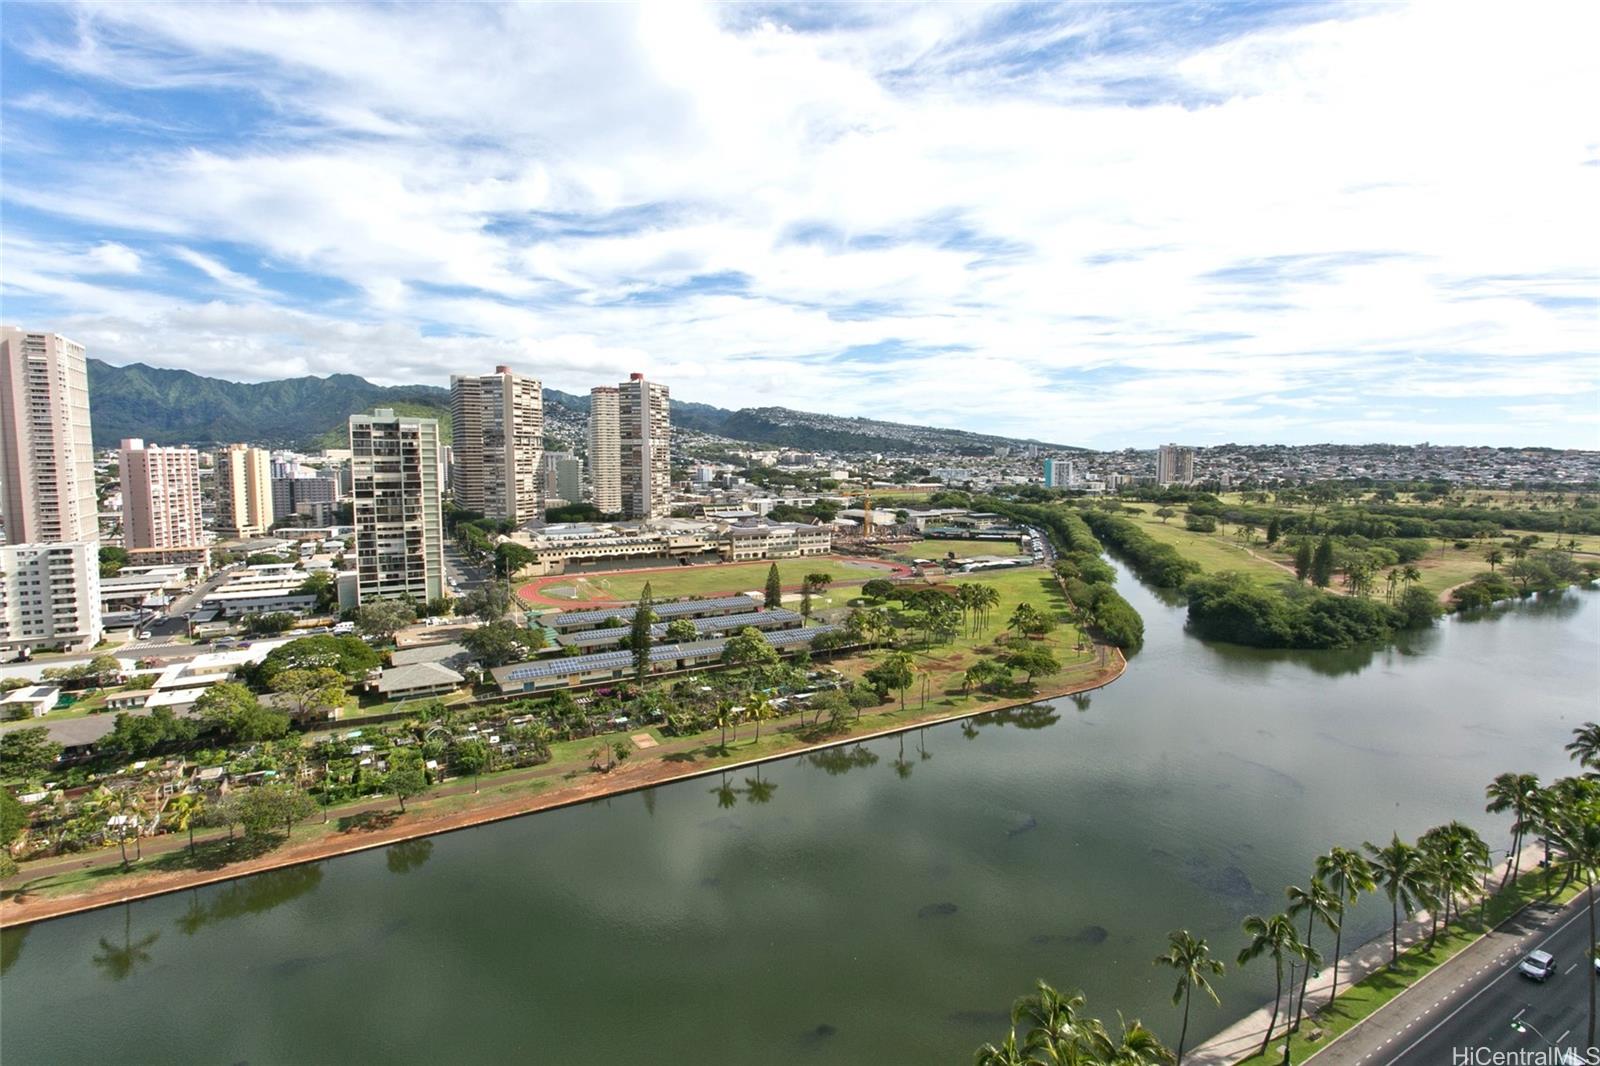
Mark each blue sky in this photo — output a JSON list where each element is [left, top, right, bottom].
[[2, 1, 1596, 448]]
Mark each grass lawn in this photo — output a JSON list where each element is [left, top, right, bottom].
[[1122, 507, 1497, 600], [890, 538, 1025, 560], [839, 567, 1103, 716], [524, 557, 899, 604], [1234, 870, 1585, 1065], [1118, 508, 1292, 586]]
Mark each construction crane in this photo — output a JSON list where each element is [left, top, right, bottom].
[[842, 488, 876, 544]]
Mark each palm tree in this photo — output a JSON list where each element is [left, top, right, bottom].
[[1011, 979, 1089, 1062], [1418, 822, 1490, 937], [1089, 1014, 1175, 1066], [973, 1032, 1027, 1066], [1485, 772, 1542, 890], [1566, 722, 1600, 775], [166, 793, 207, 858], [1285, 878, 1339, 1025], [1153, 930, 1224, 1065], [1236, 913, 1303, 1056], [976, 584, 1001, 633], [747, 693, 774, 744], [1546, 785, 1600, 1049], [1365, 834, 1428, 965], [713, 700, 734, 752], [1315, 846, 1375, 1006]]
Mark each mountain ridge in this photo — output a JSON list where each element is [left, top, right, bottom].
[[85, 359, 1074, 455]]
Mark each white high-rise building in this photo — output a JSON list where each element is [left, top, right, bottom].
[[450, 366, 543, 525], [0, 541, 102, 653], [119, 438, 204, 549], [1043, 458, 1077, 488], [588, 386, 622, 514], [542, 452, 583, 506], [0, 327, 98, 544], [350, 409, 444, 605], [1156, 444, 1196, 487], [618, 373, 671, 521], [214, 443, 276, 538]]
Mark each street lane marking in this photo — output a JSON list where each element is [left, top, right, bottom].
[[1384, 901, 1590, 1065]]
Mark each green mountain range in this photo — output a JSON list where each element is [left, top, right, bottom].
[[86, 359, 1070, 455]]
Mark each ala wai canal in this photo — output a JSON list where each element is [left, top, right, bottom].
[[3, 560, 1596, 1065]]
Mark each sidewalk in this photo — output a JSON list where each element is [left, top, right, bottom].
[[1186, 842, 1546, 1066]]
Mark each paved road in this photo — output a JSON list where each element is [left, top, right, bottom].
[[1318, 892, 1598, 1066]]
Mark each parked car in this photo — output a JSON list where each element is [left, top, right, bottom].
[[1518, 950, 1558, 981]]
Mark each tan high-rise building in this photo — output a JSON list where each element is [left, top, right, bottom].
[[618, 373, 671, 520], [451, 366, 543, 524], [0, 327, 98, 544], [588, 386, 622, 514], [1156, 443, 1196, 486], [350, 409, 444, 605], [214, 443, 275, 538], [119, 438, 204, 549]]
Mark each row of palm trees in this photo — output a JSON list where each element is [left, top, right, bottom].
[[975, 722, 1600, 1065]]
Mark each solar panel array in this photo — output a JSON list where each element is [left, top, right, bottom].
[[501, 623, 844, 683], [547, 594, 761, 630], [559, 609, 803, 648]]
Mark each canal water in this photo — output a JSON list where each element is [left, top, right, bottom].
[[3, 562, 1595, 1064]]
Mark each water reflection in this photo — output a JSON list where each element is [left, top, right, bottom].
[[806, 745, 880, 776], [742, 766, 777, 805], [92, 903, 159, 981], [973, 704, 1061, 731], [385, 839, 434, 876], [1455, 588, 1581, 624], [0, 924, 28, 975], [175, 863, 325, 935], [710, 774, 738, 809], [892, 734, 914, 779]]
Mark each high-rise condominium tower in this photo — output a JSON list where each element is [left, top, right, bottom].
[[1156, 444, 1196, 487], [214, 443, 275, 538], [350, 409, 444, 605], [588, 386, 622, 514], [120, 438, 204, 549], [0, 541, 102, 653], [618, 373, 671, 520], [0, 327, 97, 543], [450, 366, 543, 525]]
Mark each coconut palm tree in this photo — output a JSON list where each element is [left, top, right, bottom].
[[1546, 783, 1600, 1049], [973, 1032, 1027, 1066], [976, 584, 1001, 633], [712, 700, 734, 752], [1486, 772, 1542, 890], [1011, 980, 1090, 1062], [1285, 878, 1339, 1025], [1365, 834, 1428, 966], [1315, 846, 1375, 1006], [1236, 913, 1303, 1056], [1153, 930, 1224, 1065], [746, 693, 774, 744], [1089, 1014, 1175, 1066], [166, 793, 207, 858], [1566, 722, 1600, 775]]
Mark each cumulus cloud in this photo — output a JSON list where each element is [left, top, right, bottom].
[[0, 0, 1595, 448]]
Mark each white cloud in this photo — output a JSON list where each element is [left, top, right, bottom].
[[85, 241, 141, 274], [2, 1, 1597, 447]]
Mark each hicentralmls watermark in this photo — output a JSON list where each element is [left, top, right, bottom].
[[1452, 1048, 1600, 1066]]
